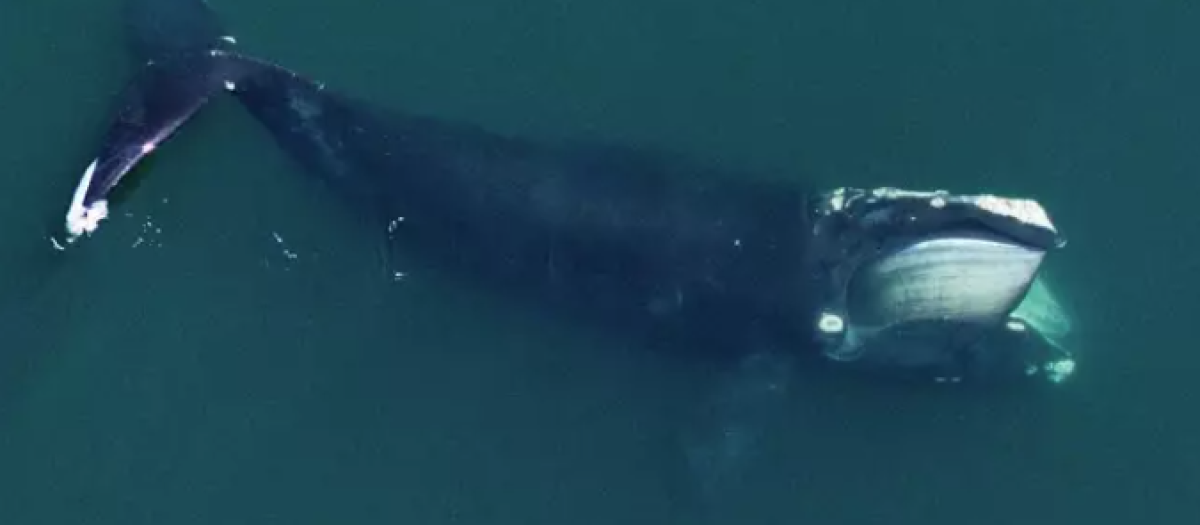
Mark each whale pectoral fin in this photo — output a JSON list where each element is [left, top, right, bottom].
[[679, 348, 795, 504]]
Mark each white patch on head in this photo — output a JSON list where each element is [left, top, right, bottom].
[[828, 188, 846, 211], [975, 195, 1056, 233], [65, 160, 110, 240], [224, 80, 237, 91]]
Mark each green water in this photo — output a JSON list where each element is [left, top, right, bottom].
[[0, 0, 1196, 523]]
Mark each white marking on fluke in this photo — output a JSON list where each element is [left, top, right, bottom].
[[65, 160, 109, 241]]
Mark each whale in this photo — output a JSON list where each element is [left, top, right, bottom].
[[53, 0, 1080, 500], [64, 0, 1073, 386], [57, 4, 1084, 493]]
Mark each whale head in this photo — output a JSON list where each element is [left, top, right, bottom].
[[807, 187, 1075, 384]]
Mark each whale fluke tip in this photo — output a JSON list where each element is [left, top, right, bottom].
[[64, 160, 110, 241]]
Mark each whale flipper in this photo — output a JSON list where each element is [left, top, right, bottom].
[[682, 350, 794, 501]]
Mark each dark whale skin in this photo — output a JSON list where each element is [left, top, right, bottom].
[[227, 54, 820, 358]]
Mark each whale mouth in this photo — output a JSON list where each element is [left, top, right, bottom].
[[808, 187, 1075, 383], [845, 232, 1047, 330]]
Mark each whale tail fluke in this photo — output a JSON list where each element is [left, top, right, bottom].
[[62, 51, 235, 242], [63, 0, 384, 243], [63, 0, 262, 243]]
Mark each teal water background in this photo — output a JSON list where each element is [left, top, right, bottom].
[[0, 0, 1197, 523]]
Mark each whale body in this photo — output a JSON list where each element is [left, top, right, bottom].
[[55, 0, 1079, 501], [67, 0, 1073, 383]]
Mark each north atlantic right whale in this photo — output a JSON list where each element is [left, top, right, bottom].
[[63, 0, 1076, 386], [54, 0, 1081, 500]]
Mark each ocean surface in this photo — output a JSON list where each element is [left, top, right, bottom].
[[0, 0, 1196, 523]]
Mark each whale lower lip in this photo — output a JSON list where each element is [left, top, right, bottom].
[[847, 235, 1047, 328]]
